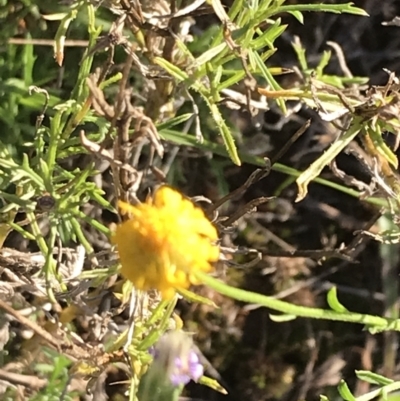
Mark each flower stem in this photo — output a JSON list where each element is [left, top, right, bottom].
[[197, 272, 400, 331]]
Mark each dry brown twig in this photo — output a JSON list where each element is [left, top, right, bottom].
[[79, 130, 137, 174], [86, 75, 163, 158], [223, 197, 274, 227], [211, 162, 272, 212], [270, 119, 311, 165], [0, 369, 48, 390], [0, 299, 61, 352], [85, 74, 164, 203], [329, 158, 373, 193]]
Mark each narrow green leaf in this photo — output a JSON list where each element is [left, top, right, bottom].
[[338, 380, 357, 401], [198, 376, 228, 394], [54, 9, 78, 66], [21, 154, 45, 189], [316, 51, 332, 76], [355, 371, 394, 386], [0, 190, 36, 209], [76, 211, 111, 235], [39, 159, 52, 192], [249, 49, 286, 113], [178, 288, 218, 307], [8, 222, 36, 241], [348, 380, 400, 401], [204, 100, 241, 165], [369, 127, 399, 169], [193, 43, 227, 68], [327, 287, 348, 313], [382, 387, 389, 401], [70, 217, 94, 256], [292, 40, 308, 71], [288, 10, 304, 24], [296, 118, 363, 202], [157, 113, 193, 131], [90, 190, 115, 213], [274, 4, 369, 17], [99, 73, 123, 89], [154, 57, 189, 82], [269, 314, 297, 322]]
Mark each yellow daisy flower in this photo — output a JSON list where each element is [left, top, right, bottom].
[[113, 186, 219, 299]]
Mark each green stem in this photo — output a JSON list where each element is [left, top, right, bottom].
[[197, 272, 400, 330], [274, 4, 367, 16], [357, 381, 400, 401], [43, 226, 59, 303], [27, 212, 49, 255], [380, 215, 400, 376], [70, 217, 94, 256]]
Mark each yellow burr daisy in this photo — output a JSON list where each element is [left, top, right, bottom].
[[113, 186, 219, 299]]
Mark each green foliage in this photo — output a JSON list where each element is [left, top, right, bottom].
[[30, 350, 76, 401], [322, 372, 400, 401], [4, 0, 400, 400]]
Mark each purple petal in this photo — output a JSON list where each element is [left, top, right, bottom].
[[189, 362, 204, 381], [170, 372, 191, 386], [188, 351, 200, 364]]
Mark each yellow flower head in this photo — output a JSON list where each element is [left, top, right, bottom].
[[113, 186, 219, 299]]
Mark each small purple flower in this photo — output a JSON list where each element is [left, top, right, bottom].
[[150, 331, 204, 387], [170, 350, 204, 386]]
